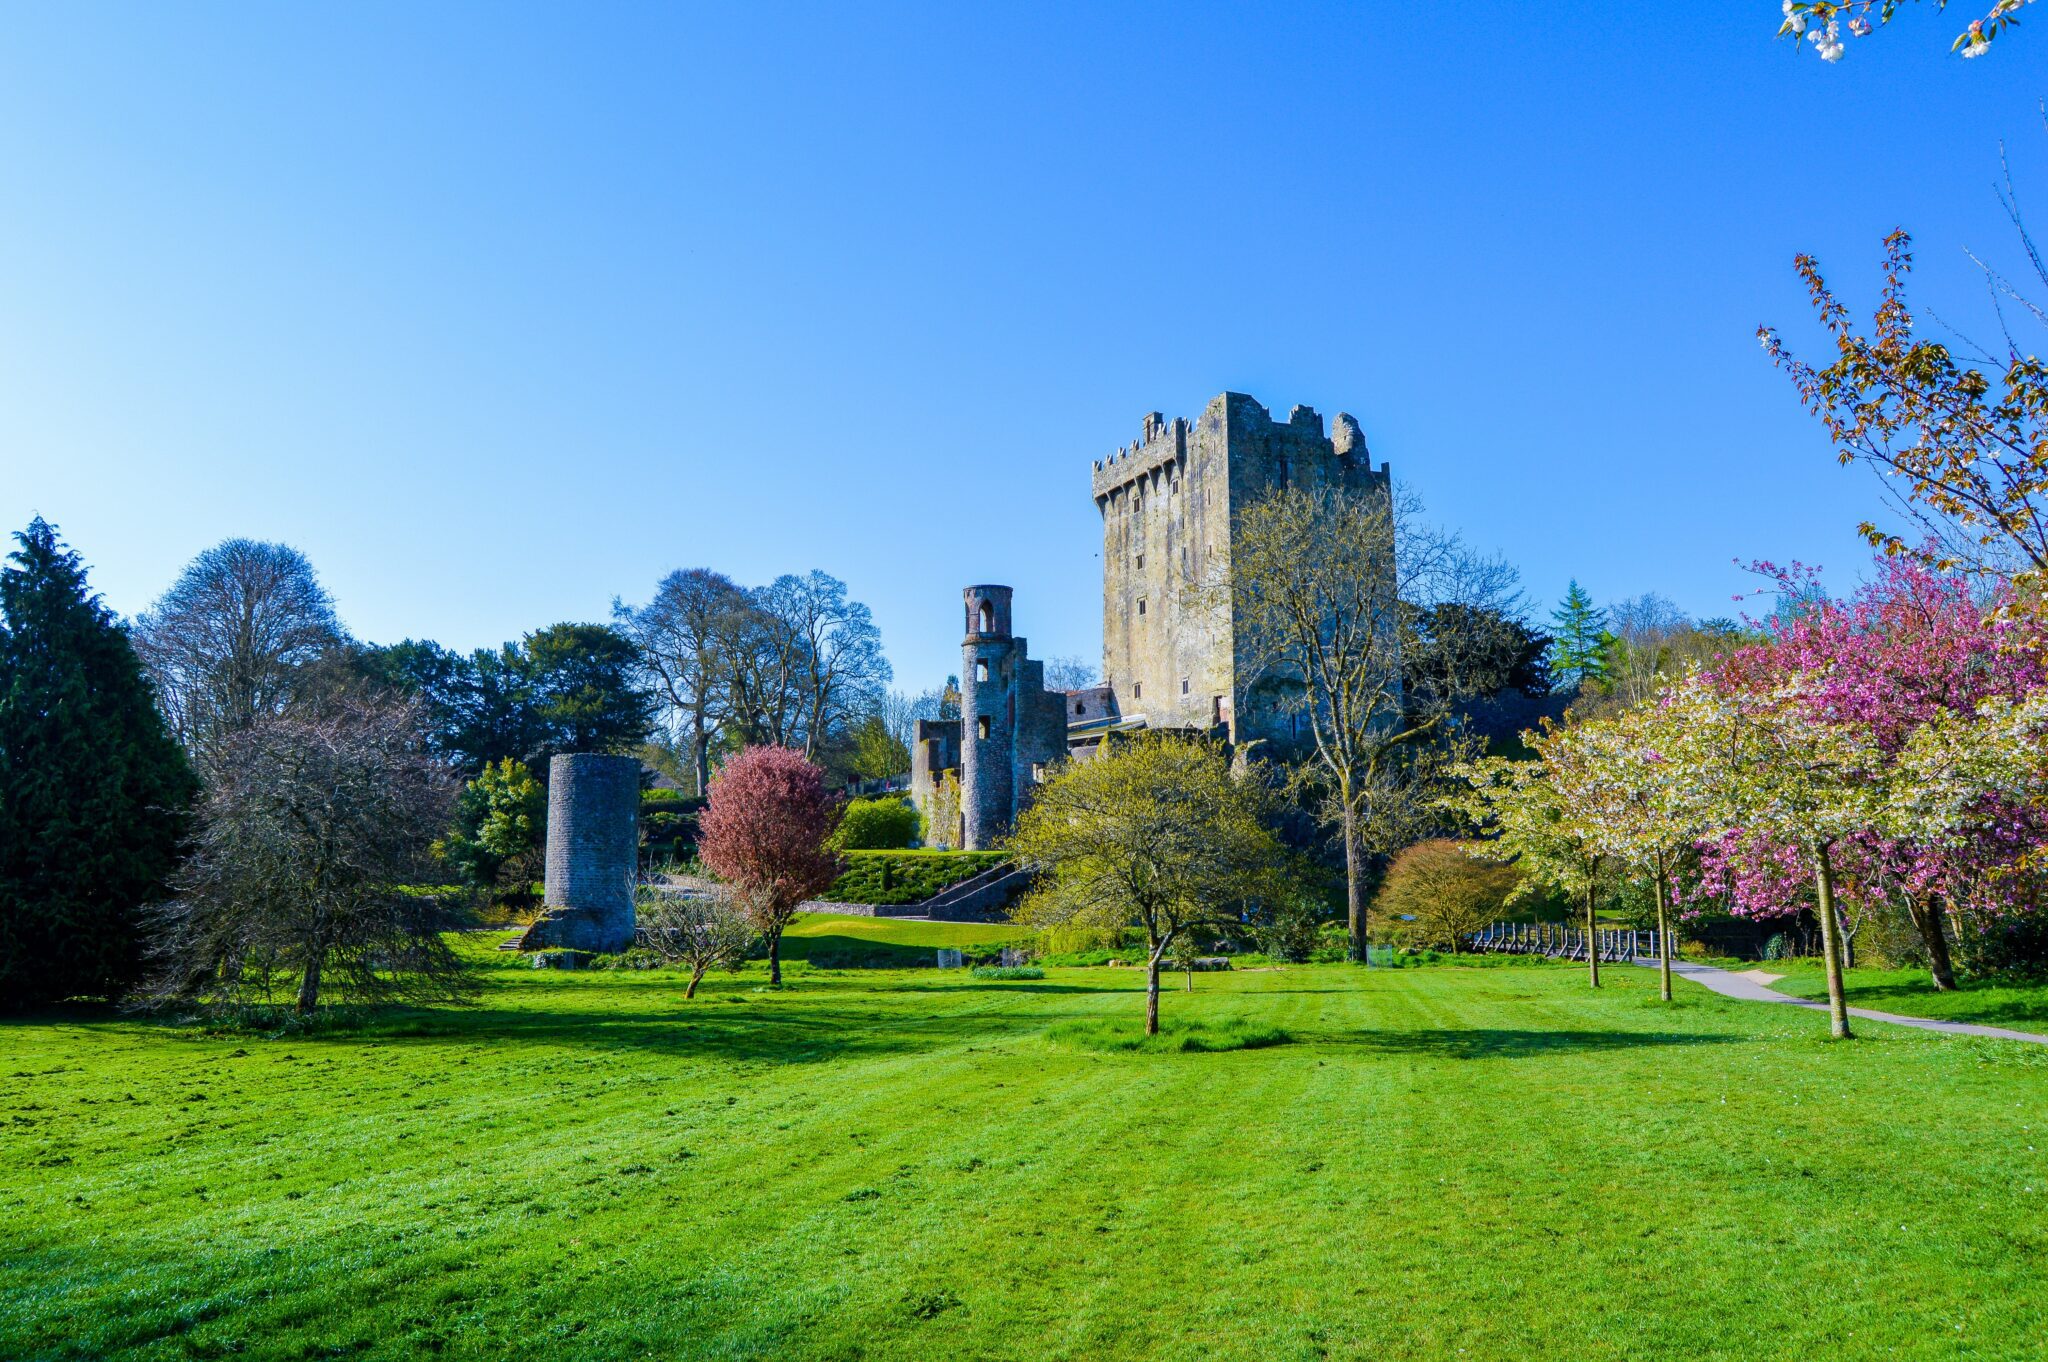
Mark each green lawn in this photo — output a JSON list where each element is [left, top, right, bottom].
[[1757, 961, 2048, 1029], [5, 942, 2047, 1361]]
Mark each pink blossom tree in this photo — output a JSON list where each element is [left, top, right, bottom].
[[697, 745, 842, 986], [1691, 556, 2048, 990]]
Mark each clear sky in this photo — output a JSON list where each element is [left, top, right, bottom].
[[3, 4, 2044, 691]]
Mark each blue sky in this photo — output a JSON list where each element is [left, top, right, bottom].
[[3, 4, 2044, 690]]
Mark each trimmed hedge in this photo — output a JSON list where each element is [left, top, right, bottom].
[[824, 850, 1009, 905]]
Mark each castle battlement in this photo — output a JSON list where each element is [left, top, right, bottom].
[[1090, 393, 1381, 501]]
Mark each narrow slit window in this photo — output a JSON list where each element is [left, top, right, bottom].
[[1137, 598, 1147, 616], [1133, 682, 1142, 699], [1181, 678, 1190, 695], [974, 660, 988, 683], [977, 716, 991, 740]]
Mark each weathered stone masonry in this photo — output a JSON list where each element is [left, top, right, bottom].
[[1094, 392, 1391, 752], [535, 753, 640, 952]]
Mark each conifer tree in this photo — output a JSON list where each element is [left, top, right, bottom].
[[1547, 580, 1610, 695], [0, 519, 196, 1007]]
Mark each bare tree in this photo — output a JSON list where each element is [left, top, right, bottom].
[[614, 568, 751, 795], [880, 685, 949, 752], [1222, 484, 1526, 960], [1596, 592, 1690, 713], [635, 885, 758, 998], [1044, 655, 1100, 691], [140, 695, 467, 1016], [132, 540, 348, 759], [749, 572, 892, 761]]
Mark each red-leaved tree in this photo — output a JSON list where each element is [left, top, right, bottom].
[[696, 745, 841, 985]]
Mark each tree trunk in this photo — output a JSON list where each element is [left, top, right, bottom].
[[692, 724, 711, 799], [1813, 845, 1852, 1040], [685, 963, 707, 999], [1145, 953, 1162, 1036], [1343, 801, 1367, 963], [767, 931, 783, 987], [296, 955, 322, 1016], [1654, 860, 1673, 1003], [1905, 895, 1959, 992], [1584, 886, 1600, 988]]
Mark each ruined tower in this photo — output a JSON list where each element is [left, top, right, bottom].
[[537, 753, 640, 952], [1091, 393, 1392, 751]]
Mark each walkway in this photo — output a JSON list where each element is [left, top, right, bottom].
[[1638, 957, 2048, 1044]]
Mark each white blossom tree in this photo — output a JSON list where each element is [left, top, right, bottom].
[[1656, 673, 1882, 1038]]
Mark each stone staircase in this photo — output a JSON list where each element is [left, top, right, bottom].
[[914, 860, 1035, 922]]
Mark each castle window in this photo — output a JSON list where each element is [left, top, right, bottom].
[[1031, 763, 1046, 783], [1135, 553, 1144, 570], [977, 716, 991, 740], [977, 602, 993, 633], [1181, 678, 1190, 695], [975, 661, 988, 683], [1137, 598, 1147, 616], [1074, 700, 1085, 715], [1133, 683, 1142, 699]]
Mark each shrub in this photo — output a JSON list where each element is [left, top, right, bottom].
[[1254, 897, 1327, 963], [834, 796, 920, 851], [970, 965, 1045, 980]]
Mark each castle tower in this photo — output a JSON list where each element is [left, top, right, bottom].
[[1091, 393, 1393, 751], [960, 585, 1016, 851]]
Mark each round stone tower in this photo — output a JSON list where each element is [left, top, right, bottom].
[[541, 753, 641, 952], [960, 585, 1016, 851]]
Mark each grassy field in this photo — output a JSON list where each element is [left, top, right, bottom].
[[5, 931, 2047, 1361], [1755, 960, 2048, 1029]]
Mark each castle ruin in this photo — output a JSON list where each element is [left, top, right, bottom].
[[909, 586, 1068, 850], [912, 392, 1393, 847]]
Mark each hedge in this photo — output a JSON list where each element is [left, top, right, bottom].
[[824, 850, 1010, 905]]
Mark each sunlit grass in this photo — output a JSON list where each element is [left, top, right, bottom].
[[4, 937, 2046, 1360]]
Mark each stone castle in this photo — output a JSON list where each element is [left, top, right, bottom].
[[912, 392, 1393, 848]]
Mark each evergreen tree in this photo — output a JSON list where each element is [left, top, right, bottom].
[[0, 519, 197, 1007], [1547, 580, 1610, 694]]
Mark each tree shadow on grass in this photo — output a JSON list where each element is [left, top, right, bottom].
[[1332, 1028, 1747, 1060], [1838, 986, 2048, 1029]]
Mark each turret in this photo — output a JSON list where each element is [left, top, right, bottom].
[[960, 585, 1016, 850]]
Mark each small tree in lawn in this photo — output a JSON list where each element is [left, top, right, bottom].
[[696, 745, 841, 985], [1554, 706, 1705, 1002], [1447, 734, 1608, 987], [636, 886, 759, 999], [1007, 736, 1287, 1036]]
